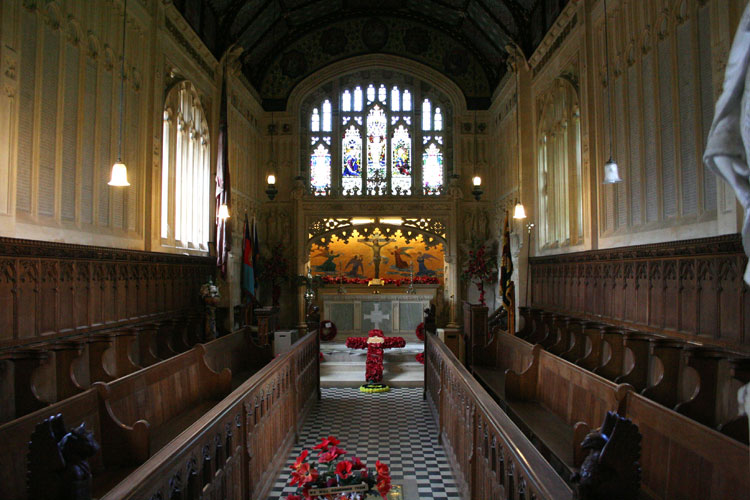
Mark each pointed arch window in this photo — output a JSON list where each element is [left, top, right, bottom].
[[304, 78, 450, 196], [161, 81, 210, 250]]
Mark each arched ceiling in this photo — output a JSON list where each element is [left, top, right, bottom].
[[183, 0, 559, 110]]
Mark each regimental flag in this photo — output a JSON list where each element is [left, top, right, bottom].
[[215, 66, 231, 278], [241, 215, 256, 299], [500, 211, 514, 311]]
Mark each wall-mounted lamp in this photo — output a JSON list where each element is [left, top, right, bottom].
[[471, 175, 483, 201], [217, 203, 230, 220], [108, 0, 129, 187], [266, 174, 278, 200]]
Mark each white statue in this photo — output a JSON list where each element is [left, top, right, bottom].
[[704, 3, 750, 284]]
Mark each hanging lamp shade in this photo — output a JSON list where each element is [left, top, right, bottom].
[[108, 161, 130, 186], [218, 203, 230, 220], [513, 201, 527, 219], [603, 156, 622, 184]]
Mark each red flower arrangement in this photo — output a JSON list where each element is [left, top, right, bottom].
[[415, 322, 425, 341], [286, 435, 392, 499], [415, 352, 425, 364], [321, 275, 439, 286], [461, 238, 498, 306]]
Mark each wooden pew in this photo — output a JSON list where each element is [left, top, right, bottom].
[[505, 346, 630, 477], [616, 331, 659, 391], [594, 327, 629, 381], [574, 322, 607, 371], [0, 349, 49, 422], [549, 314, 574, 355], [641, 338, 689, 409], [29, 340, 83, 404], [93, 343, 232, 465], [674, 346, 730, 427], [559, 319, 589, 363], [472, 326, 629, 478], [99, 331, 320, 500], [0, 327, 263, 500], [427, 332, 572, 500], [203, 328, 272, 389], [0, 389, 118, 500], [625, 391, 749, 500]]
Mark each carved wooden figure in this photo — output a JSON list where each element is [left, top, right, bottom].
[[27, 413, 100, 500], [572, 411, 642, 500]]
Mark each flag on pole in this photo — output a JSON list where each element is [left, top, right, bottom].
[[500, 211, 514, 312], [241, 215, 255, 299], [215, 66, 231, 277]]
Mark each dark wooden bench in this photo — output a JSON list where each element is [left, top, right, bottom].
[[625, 390, 749, 500], [472, 331, 629, 480], [94, 343, 232, 464], [0, 327, 262, 500], [0, 314, 199, 423]]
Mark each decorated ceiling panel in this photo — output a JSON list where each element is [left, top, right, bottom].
[[259, 16, 490, 106], [186, 0, 565, 109]]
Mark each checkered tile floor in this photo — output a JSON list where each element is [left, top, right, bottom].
[[267, 388, 459, 499]]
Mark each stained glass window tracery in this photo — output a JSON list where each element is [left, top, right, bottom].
[[305, 76, 449, 196]]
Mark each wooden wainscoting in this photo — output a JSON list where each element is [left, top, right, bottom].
[[0, 237, 214, 349], [530, 234, 750, 350]]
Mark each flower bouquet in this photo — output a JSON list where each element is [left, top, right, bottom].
[[199, 278, 220, 305], [286, 436, 392, 499], [460, 238, 498, 306]]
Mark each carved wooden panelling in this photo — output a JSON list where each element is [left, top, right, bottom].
[[0, 237, 213, 349], [530, 235, 750, 349]]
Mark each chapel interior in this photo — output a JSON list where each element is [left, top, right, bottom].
[[1, 0, 749, 499]]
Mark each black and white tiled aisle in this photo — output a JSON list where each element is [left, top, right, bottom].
[[267, 388, 459, 500]]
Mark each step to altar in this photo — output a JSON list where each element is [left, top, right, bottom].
[[320, 340, 425, 388]]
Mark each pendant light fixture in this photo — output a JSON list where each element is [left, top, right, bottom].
[[601, 0, 622, 184], [512, 54, 526, 219], [266, 111, 279, 200], [108, 0, 130, 187]]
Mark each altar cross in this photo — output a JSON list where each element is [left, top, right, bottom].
[[345, 329, 405, 383], [363, 303, 390, 330]]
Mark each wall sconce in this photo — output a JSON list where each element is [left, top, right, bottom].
[[217, 203, 230, 220], [266, 174, 278, 200], [471, 175, 483, 201]]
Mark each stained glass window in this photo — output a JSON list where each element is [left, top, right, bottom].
[[342, 90, 351, 112], [305, 76, 448, 196], [391, 87, 400, 111], [310, 144, 331, 195], [391, 125, 411, 195], [342, 126, 362, 194], [311, 108, 319, 132], [322, 100, 332, 132], [422, 99, 431, 131], [354, 86, 363, 111], [423, 143, 443, 194], [367, 106, 387, 193]]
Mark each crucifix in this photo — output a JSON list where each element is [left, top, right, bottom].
[[345, 329, 405, 385], [358, 235, 394, 279]]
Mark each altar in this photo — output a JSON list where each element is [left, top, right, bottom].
[[318, 285, 438, 336]]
